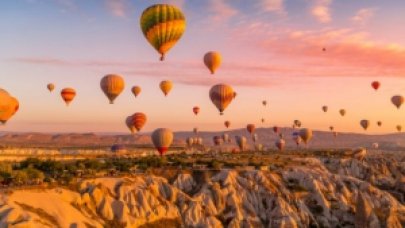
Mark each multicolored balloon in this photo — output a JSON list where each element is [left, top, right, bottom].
[[151, 128, 173, 156], [209, 84, 235, 115], [299, 128, 313, 144], [140, 4, 186, 61], [60, 88, 76, 106]]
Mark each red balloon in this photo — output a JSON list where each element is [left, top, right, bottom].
[[246, 124, 255, 134], [193, 106, 200, 115], [273, 126, 279, 134], [371, 81, 380, 91]]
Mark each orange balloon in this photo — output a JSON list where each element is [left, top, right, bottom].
[[193, 106, 200, 115], [60, 88, 76, 106], [131, 86, 141, 97]]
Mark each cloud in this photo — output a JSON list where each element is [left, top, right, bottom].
[[208, 0, 238, 23], [351, 8, 376, 25], [259, 0, 285, 13], [311, 0, 332, 23], [105, 0, 130, 17]]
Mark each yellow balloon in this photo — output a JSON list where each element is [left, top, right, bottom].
[[140, 4, 186, 61], [204, 51, 222, 74], [160, 80, 173, 96], [100, 74, 125, 104]]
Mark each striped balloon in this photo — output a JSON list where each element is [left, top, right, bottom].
[[209, 84, 235, 115], [100, 74, 125, 104], [130, 112, 147, 132], [151, 128, 174, 156], [125, 116, 136, 134], [61, 88, 76, 106], [160, 80, 173, 96], [140, 4, 186, 61]]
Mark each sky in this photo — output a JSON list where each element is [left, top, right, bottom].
[[1, 0, 405, 134]]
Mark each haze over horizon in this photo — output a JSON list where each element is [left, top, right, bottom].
[[1, 0, 405, 133]]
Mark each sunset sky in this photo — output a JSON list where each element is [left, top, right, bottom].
[[1, 0, 405, 134]]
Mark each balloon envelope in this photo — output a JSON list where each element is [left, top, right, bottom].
[[100, 74, 125, 104], [204, 51, 222, 74], [299, 128, 313, 144], [209, 84, 235, 115], [391, 95, 404, 109], [47, 83, 55, 92], [160, 80, 173, 96], [360, 119, 370, 130], [371, 81, 380, 91], [151, 128, 173, 156], [140, 4, 186, 61], [61, 88, 76, 106], [131, 86, 141, 97]]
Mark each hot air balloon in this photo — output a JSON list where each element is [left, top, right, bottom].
[[193, 127, 198, 135], [100, 74, 125, 104], [233, 92, 237, 99], [261, 118, 265, 123], [275, 139, 285, 151], [131, 86, 141, 98], [339, 109, 346, 116], [252, 133, 258, 142], [262, 100, 267, 106], [0, 91, 19, 124], [246, 124, 255, 134], [111, 144, 126, 154], [235, 136, 247, 151], [255, 144, 263, 151], [197, 137, 203, 146], [371, 81, 380, 91], [273, 126, 279, 134], [377, 121, 382, 127], [222, 133, 230, 143], [224, 121, 231, 128], [61, 88, 76, 106], [372, 143, 379, 149], [151, 128, 173, 156], [140, 4, 186, 61], [294, 120, 302, 128], [128, 112, 147, 132], [299, 128, 313, 145], [329, 126, 334, 131], [213, 136, 223, 146], [209, 84, 235, 115], [47, 83, 55, 92], [391, 95, 404, 109], [396, 125, 402, 132], [292, 132, 302, 146], [160, 80, 173, 96], [322, 106, 328, 112], [360, 119, 370, 130], [125, 116, 136, 134], [204, 51, 221, 74], [186, 137, 194, 147], [193, 106, 200, 115]]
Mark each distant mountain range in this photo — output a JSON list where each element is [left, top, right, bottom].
[[0, 128, 404, 150], [0, 128, 405, 150]]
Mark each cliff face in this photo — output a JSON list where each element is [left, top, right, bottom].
[[0, 157, 404, 228]]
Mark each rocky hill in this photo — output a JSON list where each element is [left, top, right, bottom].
[[0, 154, 404, 227]]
